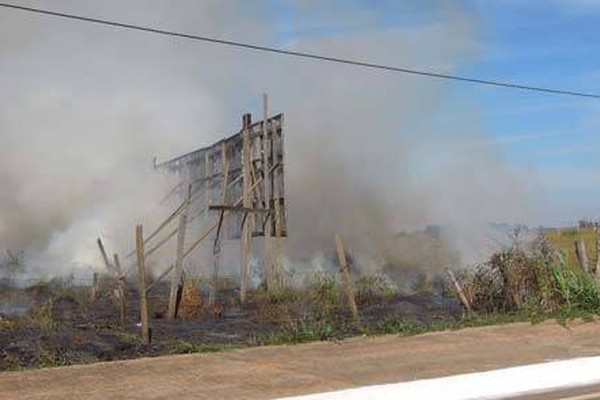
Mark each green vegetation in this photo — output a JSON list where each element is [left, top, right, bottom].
[[455, 233, 600, 323], [170, 341, 237, 354], [367, 313, 531, 337]]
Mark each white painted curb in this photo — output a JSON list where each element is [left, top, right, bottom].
[[277, 356, 600, 400]]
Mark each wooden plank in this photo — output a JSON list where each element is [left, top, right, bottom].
[[135, 225, 150, 346], [334, 235, 360, 328], [446, 268, 472, 314]]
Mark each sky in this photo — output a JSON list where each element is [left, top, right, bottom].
[[0, 0, 599, 272], [273, 0, 600, 227]]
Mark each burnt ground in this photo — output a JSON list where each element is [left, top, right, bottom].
[[0, 278, 462, 371]]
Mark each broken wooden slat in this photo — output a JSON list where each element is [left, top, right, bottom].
[[168, 190, 190, 320], [97, 238, 116, 273], [446, 268, 472, 315]]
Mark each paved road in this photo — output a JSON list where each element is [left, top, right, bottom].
[[3, 320, 600, 399], [514, 384, 600, 399]]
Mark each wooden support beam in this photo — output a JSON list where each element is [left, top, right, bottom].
[[135, 225, 150, 346], [446, 268, 472, 315], [168, 189, 190, 320], [262, 93, 277, 289], [335, 235, 360, 328]]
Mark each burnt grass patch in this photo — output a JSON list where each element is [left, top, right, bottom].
[[0, 274, 463, 371]]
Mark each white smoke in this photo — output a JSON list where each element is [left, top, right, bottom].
[[0, 1, 537, 278]]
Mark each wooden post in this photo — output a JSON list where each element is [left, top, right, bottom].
[[240, 113, 253, 303], [334, 235, 359, 328], [135, 225, 150, 346], [90, 272, 99, 302], [210, 143, 229, 306], [113, 253, 126, 327], [168, 188, 190, 320], [262, 94, 275, 289], [446, 268, 472, 315], [575, 239, 590, 273]]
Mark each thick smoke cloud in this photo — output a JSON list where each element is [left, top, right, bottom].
[[0, 1, 535, 277]]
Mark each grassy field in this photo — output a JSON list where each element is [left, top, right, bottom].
[[544, 227, 598, 271]]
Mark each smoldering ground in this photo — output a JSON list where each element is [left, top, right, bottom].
[[0, 1, 538, 280]]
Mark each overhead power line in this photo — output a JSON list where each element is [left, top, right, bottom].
[[1, 2, 599, 100]]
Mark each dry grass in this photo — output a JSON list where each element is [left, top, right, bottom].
[[545, 227, 598, 271]]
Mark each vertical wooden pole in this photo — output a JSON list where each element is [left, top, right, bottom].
[[204, 150, 210, 219], [262, 94, 275, 289], [113, 253, 126, 327], [90, 272, 99, 302], [240, 113, 253, 303], [210, 143, 229, 306], [168, 188, 190, 320], [575, 239, 590, 273], [334, 235, 359, 328], [136, 225, 150, 345]]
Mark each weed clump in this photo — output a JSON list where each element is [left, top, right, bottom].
[[455, 233, 600, 318]]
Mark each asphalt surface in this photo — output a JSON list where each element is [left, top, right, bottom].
[[3, 320, 600, 399]]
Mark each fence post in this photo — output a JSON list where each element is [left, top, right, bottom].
[[334, 235, 360, 329], [136, 224, 150, 345], [575, 239, 590, 273], [240, 113, 253, 304]]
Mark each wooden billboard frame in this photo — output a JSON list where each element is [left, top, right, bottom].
[[154, 95, 286, 305]]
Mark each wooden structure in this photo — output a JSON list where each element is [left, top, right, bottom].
[[95, 96, 287, 343], [152, 95, 287, 307]]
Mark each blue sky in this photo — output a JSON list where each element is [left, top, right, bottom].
[[467, 1, 600, 224], [270, 0, 600, 226]]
